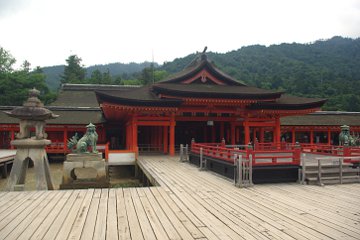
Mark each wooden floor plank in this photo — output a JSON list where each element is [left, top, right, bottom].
[[42, 190, 81, 240], [0, 191, 47, 237], [93, 189, 109, 240], [106, 189, 119, 240], [129, 187, 157, 240], [29, 190, 74, 240], [80, 189, 101, 240], [66, 189, 95, 240], [54, 190, 88, 240], [115, 188, 131, 240], [15, 191, 63, 240], [123, 188, 144, 240], [137, 188, 171, 240]]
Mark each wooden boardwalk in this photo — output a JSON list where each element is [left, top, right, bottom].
[[0, 156, 360, 239]]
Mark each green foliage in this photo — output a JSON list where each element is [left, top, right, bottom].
[[0, 47, 16, 73], [60, 55, 86, 84], [43, 62, 155, 90], [0, 47, 56, 106]]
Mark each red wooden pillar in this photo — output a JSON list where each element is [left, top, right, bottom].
[[131, 115, 138, 153], [10, 130, 15, 149], [169, 113, 175, 156], [275, 118, 281, 146], [235, 127, 240, 143], [64, 126, 68, 152], [260, 127, 265, 143], [211, 125, 216, 142], [158, 127, 162, 151], [310, 129, 314, 145], [163, 126, 168, 154], [244, 122, 250, 145], [126, 123, 130, 150], [151, 127, 155, 149], [327, 129, 331, 145], [292, 128, 296, 144], [253, 127, 257, 143], [220, 122, 224, 141], [226, 126, 230, 143], [230, 122, 235, 145]]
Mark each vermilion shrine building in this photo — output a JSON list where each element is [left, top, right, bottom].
[[1, 53, 360, 156]]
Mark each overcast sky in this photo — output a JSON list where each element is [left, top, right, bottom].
[[1, 0, 359, 68]]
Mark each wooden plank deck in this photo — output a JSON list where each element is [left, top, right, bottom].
[[0, 155, 359, 239]]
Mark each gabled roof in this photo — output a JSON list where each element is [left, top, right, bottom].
[[247, 95, 327, 110], [51, 84, 139, 108], [96, 86, 182, 107], [281, 111, 360, 126], [152, 83, 283, 100], [159, 53, 246, 86]]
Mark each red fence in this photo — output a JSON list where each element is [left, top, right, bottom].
[[255, 142, 360, 156], [191, 142, 301, 167]]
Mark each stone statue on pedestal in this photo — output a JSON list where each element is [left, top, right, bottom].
[[60, 123, 108, 189], [4, 88, 58, 191]]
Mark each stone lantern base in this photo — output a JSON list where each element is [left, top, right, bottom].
[[6, 139, 54, 191]]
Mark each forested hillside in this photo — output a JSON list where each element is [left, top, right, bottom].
[[43, 62, 156, 90], [161, 36, 360, 111]]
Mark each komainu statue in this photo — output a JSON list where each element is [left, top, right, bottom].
[[67, 123, 98, 153], [339, 125, 359, 146]]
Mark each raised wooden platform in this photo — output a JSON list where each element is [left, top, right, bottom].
[[0, 155, 360, 239]]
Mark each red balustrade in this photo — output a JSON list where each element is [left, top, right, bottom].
[[191, 142, 301, 166]]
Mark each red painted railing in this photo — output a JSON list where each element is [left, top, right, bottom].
[[191, 142, 301, 166]]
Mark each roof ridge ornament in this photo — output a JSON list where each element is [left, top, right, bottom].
[[201, 46, 208, 60]]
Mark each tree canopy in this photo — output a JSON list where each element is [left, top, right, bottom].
[[60, 55, 86, 84], [0, 46, 56, 106]]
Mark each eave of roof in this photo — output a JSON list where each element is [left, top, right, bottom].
[[281, 111, 360, 126], [152, 83, 283, 100], [248, 95, 327, 110], [0, 107, 104, 125], [95, 86, 182, 107]]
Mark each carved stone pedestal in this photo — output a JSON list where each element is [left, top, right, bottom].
[[60, 153, 109, 189], [6, 139, 54, 191]]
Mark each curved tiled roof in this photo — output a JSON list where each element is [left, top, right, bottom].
[[95, 86, 182, 107], [248, 95, 327, 110], [160, 54, 246, 86], [153, 83, 283, 100]]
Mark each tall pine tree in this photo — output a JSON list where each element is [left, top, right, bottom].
[[60, 55, 86, 84]]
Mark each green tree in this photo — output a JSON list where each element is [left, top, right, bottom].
[[102, 69, 112, 84], [0, 47, 16, 73], [0, 47, 56, 106], [90, 69, 102, 84], [60, 55, 86, 83]]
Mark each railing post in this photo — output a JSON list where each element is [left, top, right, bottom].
[[294, 142, 301, 165], [233, 154, 238, 186], [301, 153, 306, 184], [191, 138, 195, 149], [180, 144, 184, 162], [339, 157, 343, 184], [199, 147, 204, 170], [317, 159, 323, 186], [249, 154, 253, 186], [247, 143, 253, 166]]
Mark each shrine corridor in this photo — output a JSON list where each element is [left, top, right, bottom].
[[0, 156, 360, 239]]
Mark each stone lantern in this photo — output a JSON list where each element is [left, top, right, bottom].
[[4, 88, 58, 190]]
